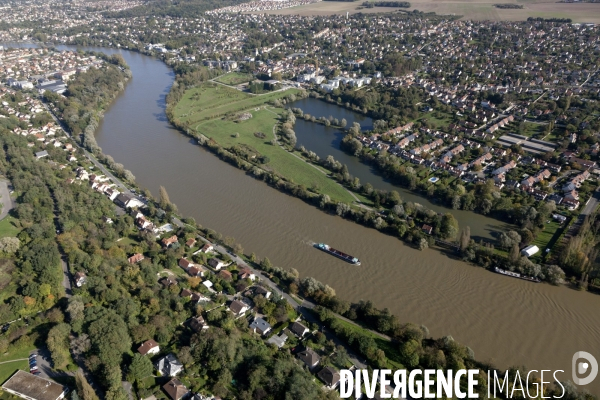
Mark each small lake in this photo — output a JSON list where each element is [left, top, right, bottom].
[[290, 97, 511, 241]]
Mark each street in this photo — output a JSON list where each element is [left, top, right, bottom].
[[193, 235, 397, 369]]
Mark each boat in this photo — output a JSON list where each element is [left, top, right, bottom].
[[314, 243, 361, 265], [494, 267, 541, 283]]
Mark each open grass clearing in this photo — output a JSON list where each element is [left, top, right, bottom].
[[194, 109, 356, 203], [173, 83, 301, 124], [333, 317, 403, 370], [214, 72, 254, 86], [258, 0, 600, 23], [0, 363, 28, 385], [0, 217, 21, 238]]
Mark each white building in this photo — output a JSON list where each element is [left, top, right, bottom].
[[521, 245, 539, 257]]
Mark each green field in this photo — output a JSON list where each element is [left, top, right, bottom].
[[173, 83, 301, 123], [0, 217, 20, 238], [194, 108, 355, 203], [0, 346, 35, 384], [332, 317, 403, 370], [531, 220, 565, 261], [214, 72, 254, 86], [0, 363, 27, 385]]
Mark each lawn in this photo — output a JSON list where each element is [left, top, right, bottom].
[[0, 217, 20, 238], [333, 317, 404, 370], [0, 363, 27, 385], [214, 72, 254, 86], [194, 108, 356, 203], [531, 220, 565, 261], [0, 345, 35, 384], [519, 122, 546, 138], [173, 82, 301, 123]]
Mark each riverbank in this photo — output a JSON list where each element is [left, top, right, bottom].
[[21, 43, 599, 393]]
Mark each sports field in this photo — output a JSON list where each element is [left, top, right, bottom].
[[257, 0, 600, 23]]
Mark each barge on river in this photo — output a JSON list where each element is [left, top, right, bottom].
[[314, 243, 361, 265], [494, 267, 540, 283]]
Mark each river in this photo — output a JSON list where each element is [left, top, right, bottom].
[[7, 43, 600, 393]]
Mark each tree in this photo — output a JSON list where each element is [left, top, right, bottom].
[[509, 244, 520, 264], [127, 354, 153, 382], [87, 310, 131, 367], [440, 213, 459, 239], [47, 323, 71, 368], [76, 370, 99, 400], [159, 186, 171, 209], [0, 237, 20, 253], [544, 265, 565, 285], [499, 230, 521, 249], [459, 227, 471, 251], [399, 339, 420, 368]]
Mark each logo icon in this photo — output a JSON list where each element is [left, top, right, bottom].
[[572, 351, 598, 385]]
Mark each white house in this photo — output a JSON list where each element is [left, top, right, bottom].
[[137, 339, 160, 356], [155, 353, 183, 376]]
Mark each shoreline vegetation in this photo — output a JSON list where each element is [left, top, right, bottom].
[[0, 124, 581, 400], [165, 67, 567, 285], [43, 51, 137, 185], [3, 41, 590, 400]]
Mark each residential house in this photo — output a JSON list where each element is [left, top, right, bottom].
[[155, 354, 184, 377], [317, 366, 341, 389], [297, 348, 320, 369], [218, 270, 232, 281], [422, 224, 433, 235], [266, 333, 288, 348], [162, 235, 179, 248], [186, 238, 197, 248], [199, 243, 214, 253], [35, 150, 48, 159], [249, 317, 271, 336], [114, 193, 144, 208], [255, 286, 271, 299], [137, 339, 160, 356], [189, 316, 209, 332], [74, 272, 86, 288], [128, 253, 145, 264], [162, 379, 189, 400], [238, 268, 255, 281], [187, 266, 205, 277], [208, 258, 225, 270], [178, 258, 194, 271], [229, 300, 249, 317], [289, 322, 309, 338], [160, 277, 177, 288], [180, 289, 193, 299], [191, 292, 210, 304]]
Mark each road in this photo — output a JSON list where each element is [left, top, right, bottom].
[[194, 235, 400, 369], [0, 179, 14, 221], [564, 187, 600, 240], [41, 101, 131, 194]]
